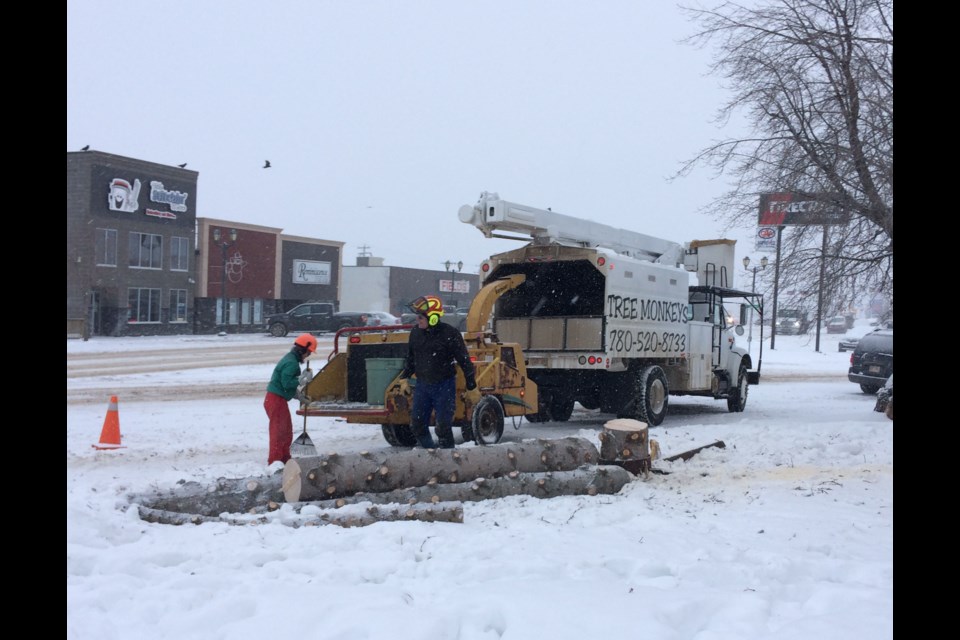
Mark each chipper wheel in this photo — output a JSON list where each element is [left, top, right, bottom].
[[471, 396, 505, 445]]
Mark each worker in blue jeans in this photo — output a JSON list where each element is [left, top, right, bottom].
[[394, 295, 480, 448]]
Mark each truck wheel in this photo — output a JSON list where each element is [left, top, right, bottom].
[[621, 365, 668, 426], [471, 396, 504, 445], [577, 394, 600, 411], [548, 396, 575, 422], [269, 322, 288, 338], [524, 388, 557, 423], [860, 383, 880, 395], [381, 424, 417, 447], [726, 363, 749, 412]]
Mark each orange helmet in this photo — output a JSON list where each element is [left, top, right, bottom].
[[409, 295, 444, 327], [293, 333, 317, 353]]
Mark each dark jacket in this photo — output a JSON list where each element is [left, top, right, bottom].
[[266, 349, 303, 400], [401, 322, 476, 388]]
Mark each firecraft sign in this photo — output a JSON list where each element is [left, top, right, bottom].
[[758, 192, 847, 226]]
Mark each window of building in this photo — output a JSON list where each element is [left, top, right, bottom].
[[241, 299, 252, 325], [128, 232, 163, 269], [170, 289, 188, 323], [170, 236, 189, 271], [128, 288, 161, 323], [253, 299, 262, 324], [217, 298, 239, 326], [95, 228, 117, 266]]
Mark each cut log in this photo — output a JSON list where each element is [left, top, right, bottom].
[[598, 418, 650, 461], [135, 474, 284, 517], [598, 418, 651, 477], [301, 501, 464, 527], [282, 437, 600, 502], [663, 440, 726, 463], [261, 465, 633, 512], [136, 501, 464, 528]]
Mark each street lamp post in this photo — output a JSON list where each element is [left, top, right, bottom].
[[213, 227, 237, 334], [742, 255, 768, 346], [444, 260, 463, 308]]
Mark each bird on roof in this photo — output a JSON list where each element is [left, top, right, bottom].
[[81, 145, 90, 151], [263, 160, 271, 168], [178, 163, 187, 168]]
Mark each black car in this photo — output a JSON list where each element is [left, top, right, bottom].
[[264, 302, 368, 337], [848, 328, 893, 394]]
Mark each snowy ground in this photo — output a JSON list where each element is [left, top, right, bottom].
[[67, 324, 892, 640]]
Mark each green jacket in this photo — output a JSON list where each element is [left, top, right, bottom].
[[267, 350, 302, 400]]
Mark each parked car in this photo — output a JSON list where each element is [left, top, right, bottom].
[[263, 303, 368, 337], [364, 311, 401, 327], [826, 316, 848, 334], [838, 335, 860, 353], [847, 328, 893, 394], [399, 305, 469, 330]]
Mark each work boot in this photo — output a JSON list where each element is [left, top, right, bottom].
[[436, 425, 455, 449], [411, 424, 436, 449]]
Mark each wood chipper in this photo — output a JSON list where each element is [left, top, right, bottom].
[[297, 274, 538, 446]]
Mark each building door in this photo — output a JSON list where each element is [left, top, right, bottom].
[[88, 291, 101, 336]]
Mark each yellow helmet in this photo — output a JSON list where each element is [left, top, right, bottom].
[[409, 295, 444, 326]]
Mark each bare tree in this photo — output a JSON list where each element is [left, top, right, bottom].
[[677, 0, 893, 318]]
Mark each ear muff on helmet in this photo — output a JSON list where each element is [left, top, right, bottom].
[[294, 333, 317, 353], [409, 295, 444, 326]]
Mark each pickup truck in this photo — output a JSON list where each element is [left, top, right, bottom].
[[264, 303, 368, 337], [399, 305, 469, 330]]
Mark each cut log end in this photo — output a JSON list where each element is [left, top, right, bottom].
[[282, 460, 303, 503]]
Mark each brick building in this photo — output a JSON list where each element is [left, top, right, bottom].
[[67, 150, 345, 337]]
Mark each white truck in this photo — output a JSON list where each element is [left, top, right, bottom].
[[458, 191, 765, 426]]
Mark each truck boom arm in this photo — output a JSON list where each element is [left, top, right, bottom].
[[458, 191, 686, 266]]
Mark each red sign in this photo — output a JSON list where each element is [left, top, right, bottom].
[[759, 192, 846, 226]]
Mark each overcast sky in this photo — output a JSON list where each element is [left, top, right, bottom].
[[67, 0, 756, 275]]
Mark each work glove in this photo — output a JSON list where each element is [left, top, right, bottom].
[[296, 388, 310, 405], [464, 386, 482, 405], [299, 368, 314, 386], [392, 378, 412, 396]]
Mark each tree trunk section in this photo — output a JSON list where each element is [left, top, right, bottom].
[[136, 474, 284, 517], [137, 501, 464, 527], [282, 437, 600, 502], [598, 418, 651, 476], [301, 502, 464, 527], [263, 465, 633, 513], [598, 419, 650, 461]]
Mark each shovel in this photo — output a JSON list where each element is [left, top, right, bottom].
[[290, 363, 318, 458]]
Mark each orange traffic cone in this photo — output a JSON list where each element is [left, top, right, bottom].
[[92, 395, 125, 450]]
